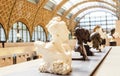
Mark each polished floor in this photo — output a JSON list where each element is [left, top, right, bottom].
[[93, 46, 120, 76], [0, 46, 111, 76]]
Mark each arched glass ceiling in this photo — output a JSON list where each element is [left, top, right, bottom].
[[45, 0, 116, 16], [70, 2, 116, 15], [62, 0, 85, 10], [49, 0, 62, 5], [76, 8, 117, 21], [44, 0, 62, 11], [60, 0, 116, 10], [102, 0, 116, 5]]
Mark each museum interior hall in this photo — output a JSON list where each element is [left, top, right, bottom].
[[1, 0, 120, 76]]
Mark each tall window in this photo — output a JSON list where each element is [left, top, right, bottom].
[[47, 33, 52, 42], [8, 22, 30, 42], [0, 24, 6, 41], [79, 11, 118, 33], [32, 26, 46, 42]]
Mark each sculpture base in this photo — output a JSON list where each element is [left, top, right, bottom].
[[109, 41, 117, 46], [39, 61, 71, 75], [84, 45, 94, 56]]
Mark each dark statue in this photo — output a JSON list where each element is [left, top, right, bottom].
[[74, 27, 94, 60], [110, 28, 115, 38], [90, 25, 107, 52], [109, 28, 117, 46], [83, 29, 94, 56], [90, 32, 102, 52]]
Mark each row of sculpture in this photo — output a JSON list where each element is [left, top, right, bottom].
[[34, 16, 117, 75], [74, 25, 106, 60], [74, 23, 119, 60]]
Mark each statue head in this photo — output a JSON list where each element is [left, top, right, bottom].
[[93, 25, 107, 39], [93, 25, 103, 34], [90, 32, 101, 40], [110, 28, 115, 35], [74, 27, 90, 44], [93, 25, 101, 32]]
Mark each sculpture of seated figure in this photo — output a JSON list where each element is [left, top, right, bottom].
[[34, 16, 72, 75]]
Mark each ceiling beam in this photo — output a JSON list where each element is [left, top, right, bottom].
[[62, 0, 116, 17], [70, 6, 116, 22]]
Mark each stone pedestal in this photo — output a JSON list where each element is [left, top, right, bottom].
[[109, 41, 117, 46]]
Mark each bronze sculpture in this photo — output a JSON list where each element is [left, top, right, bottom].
[[74, 27, 94, 60]]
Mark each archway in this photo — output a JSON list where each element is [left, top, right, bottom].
[[8, 22, 30, 42]]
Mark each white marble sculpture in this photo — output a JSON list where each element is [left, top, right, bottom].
[[34, 16, 72, 75]]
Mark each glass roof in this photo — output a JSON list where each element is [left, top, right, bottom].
[[49, 0, 62, 5], [69, 2, 116, 14], [62, 0, 86, 10], [60, 0, 116, 11], [44, 0, 62, 11], [102, 0, 116, 5], [45, 0, 117, 17], [76, 8, 117, 20]]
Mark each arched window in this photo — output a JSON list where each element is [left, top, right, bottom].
[[0, 23, 6, 41], [8, 22, 30, 42], [32, 26, 46, 42]]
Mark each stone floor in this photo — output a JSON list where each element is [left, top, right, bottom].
[[0, 46, 111, 76], [93, 46, 120, 76]]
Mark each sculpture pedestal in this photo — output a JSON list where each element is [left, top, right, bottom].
[[84, 45, 94, 56], [109, 41, 117, 46]]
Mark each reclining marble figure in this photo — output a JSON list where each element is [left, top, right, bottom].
[[34, 16, 72, 75]]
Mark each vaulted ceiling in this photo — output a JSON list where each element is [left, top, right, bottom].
[[39, 0, 120, 20]]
